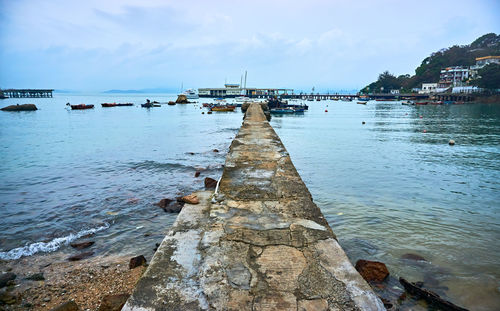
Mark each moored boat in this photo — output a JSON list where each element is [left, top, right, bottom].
[[270, 108, 295, 114], [71, 104, 94, 110], [211, 105, 235, 112], [415, 101, 428, 105], [357, 101, 367, 105], [101, 103, 117, 107]]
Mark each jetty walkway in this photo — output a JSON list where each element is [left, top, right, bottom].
[[123, 103, 384, 310]]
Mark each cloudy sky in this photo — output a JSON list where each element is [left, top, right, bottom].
[[0, 0, 499, 92]]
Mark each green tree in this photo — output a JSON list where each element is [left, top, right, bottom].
[[471, 63, 500, 91]]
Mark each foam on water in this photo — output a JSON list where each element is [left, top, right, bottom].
[[0, 223, 110, 260]]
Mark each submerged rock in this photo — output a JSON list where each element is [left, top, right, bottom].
[[67, 251, 94, 261], [1, 104, 37, 111], [355, 259, 389, 282], [129, 255, 146, 269], [50, 301, 80, 311], [154, 198, 174, 209], [401, 253, 427, 262], [204, 177, 218, 189], [70, 241, 95, 250], [0, 272, 16, 288], [175, 94, 189, 104], [98, 293, 130, 311], [25, 272, 45, 281]]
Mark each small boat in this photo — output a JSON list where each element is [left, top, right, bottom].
[[357, 101, 367, 105], [415, 101, 428, 105], [71, 104, 94, 110], [402, 101, 414, 105], [202, 103, 212, 107], [211, 106, 235, 112], [358, 96, 370, 102], [101, 102, 134, 107], [270, 108, 295, 114], [117, 103, 134, 106], [141, 103, 161, 108], [101, 102, 116, 107], [430, 101, 443, 105], [180, 89, 199, 99], [235, 96, 250, 102]]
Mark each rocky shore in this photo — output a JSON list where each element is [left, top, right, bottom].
[[0, 253, 145, 310]]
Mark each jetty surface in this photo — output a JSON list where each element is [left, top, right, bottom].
[[123, 103, 384, 310]]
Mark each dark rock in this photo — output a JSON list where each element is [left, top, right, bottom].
[[67, 251, 94, 261], [153, 243, 160, 252], [204, 177, 218, 189], [194, 171, 201, 177], [188, 152, 195, 155], [401, 253, 427, 262], [144, 232, 151, 237], [0, 291, 17, 305], [163, 202, 183, 213], [50, 300, 80, 311], [129, 255, 146, 269], [155, 198, 174, 209], [355, 259, 389, 282], [1, 104, 38, 111], [0, 272, 16, 288], [175, 94, 189, 104], [180, 194, 199, 204], [98, 293, 130, 311], [213, 149, 219, 153], [70, 241, 94, 250], [25, 272, 45, 281], [378, 297, 393, 309]]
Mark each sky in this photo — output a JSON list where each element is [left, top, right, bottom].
[[0, 0, 499, 92]]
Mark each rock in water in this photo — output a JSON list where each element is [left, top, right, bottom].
[[0, 272, 16, 288], [194, 171, 201, 177], [67, 251, 94, 261], [401, 253, 427, 262], [204, 177, 218, 189], [175, 94, 188, 104], [25, 272, 45, 281], [0, 291, 17, 305], [154, 198, 174, 209], [181, 194, 199, 204], [355, 259, 389, 282], [1, 104, 38, 111], [129, 255, 147, 269], [50, 301, 80, 311], [213, 149, 219, 153], [70, 241, 95, 249], [98, 294, 130, 311]]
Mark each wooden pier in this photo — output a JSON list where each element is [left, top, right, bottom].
[[1, 89, 53, 98]]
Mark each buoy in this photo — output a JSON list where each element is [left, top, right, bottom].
[[202, 112, 205, 114], [419, 115, 423, 118], [325, 109, 328, 112], [449, 139, 455, 146], [423, 129, 427, 133], [362, 121, 365, 125]]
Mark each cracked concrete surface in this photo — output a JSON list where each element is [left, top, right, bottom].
[[123, 103, 384, 310]]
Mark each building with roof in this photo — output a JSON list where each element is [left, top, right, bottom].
[[438, 66, 470, 88], [198, 84, 293, 98], [470, 56, 500, 78]]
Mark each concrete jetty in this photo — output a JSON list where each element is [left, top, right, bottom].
[[123, 103, 384, 310]]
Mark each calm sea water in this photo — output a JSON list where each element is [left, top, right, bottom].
[[0, 94, 499, 310]]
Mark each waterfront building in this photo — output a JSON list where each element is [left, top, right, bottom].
[[438, 66, 470, 88], [390, 89, 400, 94], [419, 83, 438, 94], [198, 84, 293, 98]]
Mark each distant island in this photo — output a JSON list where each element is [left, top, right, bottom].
[[103, 87, 178, 94], [361, 33, 500, 94]]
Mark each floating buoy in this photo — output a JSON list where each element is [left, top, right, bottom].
[[202, 112, 205, 114], [419, 115, 423, 118], [449, 139, 455, 146], [423, 129, 427, 133], [362, 121, 366, 125], [325, 109, 328, 112]]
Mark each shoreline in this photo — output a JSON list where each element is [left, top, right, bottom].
[[0, 252, 146, 310]]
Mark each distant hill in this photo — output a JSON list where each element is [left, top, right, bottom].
[[103, 87, 179, 94], [361, 33, 500, 93]]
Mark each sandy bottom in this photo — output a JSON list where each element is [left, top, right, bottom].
[[0, 252, 146, 310]]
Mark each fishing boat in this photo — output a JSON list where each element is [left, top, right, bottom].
[[211, 106, 235, 112], [141, 103, 160, 108], [357, 101, 367, 105], [70, 104, 94, 110]]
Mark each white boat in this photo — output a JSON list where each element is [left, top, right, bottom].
[[235, 96, 250, 102], [181, 89, 199, 99]]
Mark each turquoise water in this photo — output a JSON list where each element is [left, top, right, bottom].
[[271, 100, 500, 310], [1, 95, 499, 309]]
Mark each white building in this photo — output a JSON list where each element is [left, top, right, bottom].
[[390, 89, 400, 94], [419, 83, 438, 94], [438, 66, 469, 88]]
